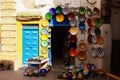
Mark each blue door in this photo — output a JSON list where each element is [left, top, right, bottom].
[[22, 24, 39, 65]]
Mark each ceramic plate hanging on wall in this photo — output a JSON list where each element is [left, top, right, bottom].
[[69, 35, 77, 42], [97, 35, 103, 45], [95, 27, 101, 36], [41, 40, 48, 47], [88, 47, 96, 57], [41, 47, 48, 54], [41, 28, 49, 35], [67, 12, 75, 20], [79, 7, 86, 15], [62, 7, 70, 15], [49, 7, 56, 15], [69, 48, 77, 57], [77, 51, 87, 61], [87, 18, 92, 27], [41, 19, 49, 27], [45, 12, 52, 20], [96, 47, 104, 57], [69, 18, 77, 26], [69, 26, 78, 35], [78, 21, 86, 30], [55, 14, 65, 22], [93, 7, 100, 15], [86, 8, 92, 17], [56, 6, 62, 14], [95, 18, 103, 27], [78, 42, 87, 51], [91, 35, 97, 44]]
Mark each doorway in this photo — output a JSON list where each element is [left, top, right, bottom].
[[51, 27, 69, 66]]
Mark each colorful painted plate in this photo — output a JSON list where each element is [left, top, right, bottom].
[[69, 35, 77, 42], [78, 21, 86, 30], [87, 18, 92, 27], [55, 14, 65, 22], [41, 47, 48, 54], [88, 35, 92, 44], [41, 40, 48, 47], [86, 8, 92, 16], [78, 42, 87, 51], [95, 27, 101, 36], [62, 7, 70, 15], [91, 35, 97, 44], [67, 12, 75, 20], [96, 47, 104, 57], [56, 6, 62, 14], [41, 28, 48, 35], [41, 34, 48, 41], [79, 7, 86, 15], [93, 7, 99, 15], [69, 26, 78, 35], [41, 19, 49, 27], [77, 51, 87, 61], [69, 18, 77, 26], [49, 7, 56, 15], [95, 18, 103, 27], [69, 48, 77, 57], [45, 12, 52, 20], [97, 35, 103, 45]]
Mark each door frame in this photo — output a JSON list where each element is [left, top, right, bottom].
[[16, 20, 41, 67]]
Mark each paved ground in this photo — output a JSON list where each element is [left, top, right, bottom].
[[0, 58, 65, 80]]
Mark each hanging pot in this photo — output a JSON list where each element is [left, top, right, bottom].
[[41, 19, 49, 27], [67, 12, 75, 20], [96, 47, 104, 57], [49, 7, 56, 15], [97, 35, 103, 45], [55, 14, 65, 22], [86, 8, 92, 16], [56, 6, 62, 14], [69, 48, 77, 57], [69, 18, 77, 26], [77, 51, 87, 61], [79, 7, 86, 15], [95, 18, 103, 27], [69, 26, 78, 35], [78, 42, 87, 51], [62, 7, 70, 15], [45, 12, 52, 20], [78, 21, 85, 30]]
